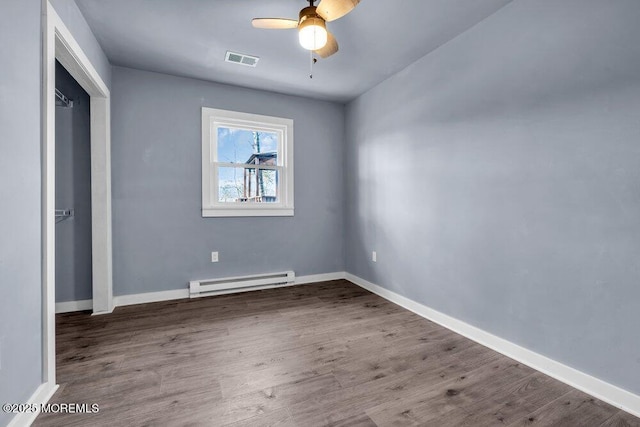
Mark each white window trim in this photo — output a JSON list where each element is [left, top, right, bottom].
[[201, 107, 294, 217]]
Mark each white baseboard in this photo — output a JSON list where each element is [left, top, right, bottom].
[[55, 299, 92, 314], [7, 381, 59, 427], [57, 272, 348, 312], [345, 273, 640, 419], [295, 271, 346, 285], [114, 288, 189, 307]]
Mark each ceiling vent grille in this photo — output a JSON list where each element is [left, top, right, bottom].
[[225, 51, 260, 67]]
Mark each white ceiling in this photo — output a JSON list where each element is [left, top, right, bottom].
[[75, 0, 513, 102]]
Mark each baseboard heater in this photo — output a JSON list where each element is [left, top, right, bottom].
[[189, 270, 295, 298]]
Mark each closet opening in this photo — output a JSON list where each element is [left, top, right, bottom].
[[54, 60, 93, 310]]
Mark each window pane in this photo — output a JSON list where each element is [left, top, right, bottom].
[[218, 167, 279, 203], [217, 127, 279, 166], [260, 170, 278, 201]]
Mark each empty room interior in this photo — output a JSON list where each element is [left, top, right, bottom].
[[2, 0, 640, 426]]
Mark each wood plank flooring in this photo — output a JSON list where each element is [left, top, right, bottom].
[[35, 280, 639, 426]]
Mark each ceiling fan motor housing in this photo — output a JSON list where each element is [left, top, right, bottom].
[[299, 6, 325, 25]]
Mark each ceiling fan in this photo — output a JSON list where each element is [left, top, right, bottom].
[[252, 0, 360, 58]]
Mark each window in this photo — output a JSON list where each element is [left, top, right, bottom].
[[201, 107, 294, 217]]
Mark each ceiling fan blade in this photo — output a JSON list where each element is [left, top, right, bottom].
[[251, 18, 298, 29], [316, 0, 360, 22], [315, 32, 339, 58]]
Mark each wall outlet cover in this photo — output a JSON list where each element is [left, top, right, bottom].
[[211, 252, 219, 263]]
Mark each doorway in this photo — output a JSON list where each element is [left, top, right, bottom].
[[43, 2, 113, 391], [55, 61, 93, 307]]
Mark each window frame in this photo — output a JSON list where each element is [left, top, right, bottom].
[[201, 107, 294, 217]]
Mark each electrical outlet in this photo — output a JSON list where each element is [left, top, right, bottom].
[[211, 252, 219, 263], [372, 251, 377, 263]]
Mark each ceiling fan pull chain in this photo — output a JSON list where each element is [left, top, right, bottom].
[[310, 50, 314, 79]]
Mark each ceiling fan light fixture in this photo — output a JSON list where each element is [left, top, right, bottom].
[[253, 0, 359, 59], [298, 16, 327, 50]]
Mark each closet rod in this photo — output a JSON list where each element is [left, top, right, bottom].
[[55, 88, 73, 108], [55, 209, 74, 223]]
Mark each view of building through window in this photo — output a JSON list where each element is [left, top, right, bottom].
[[202, 107, 293, 217], [216, 127, 279, 203]]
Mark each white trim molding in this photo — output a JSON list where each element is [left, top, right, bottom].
[[58, 272, 348, 312], [345, 273, 640, 419], [45, 2, 114, 317], [114, 289, 190, 308], [7, 382, 58, 427], [42, 0, 114, 399], [89, 95, 113, 315], [55, 299, 93, 314], [295, 271, 345, 285]]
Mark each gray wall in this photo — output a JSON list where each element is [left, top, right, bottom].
[[50, 0, 111, 89], [111, 66, 345, 296], [0, 0, 43, 425], [55, 61, 93, 303], [345, 0, 640, 395]]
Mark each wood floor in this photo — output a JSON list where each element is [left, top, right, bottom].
[[35, 280, 639, 427]]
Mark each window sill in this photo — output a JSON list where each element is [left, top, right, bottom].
[[202, 208, 294, 218]]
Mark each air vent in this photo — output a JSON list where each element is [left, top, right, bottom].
[[225, 51, 260, 67]]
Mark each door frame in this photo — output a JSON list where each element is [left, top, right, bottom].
[[42, 1, 113, 387]]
